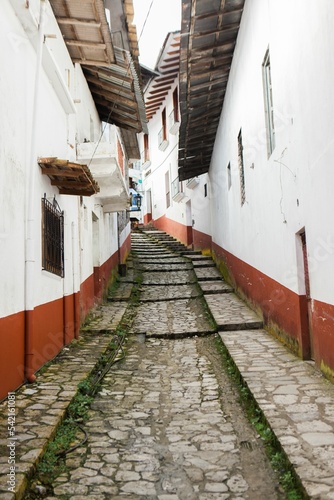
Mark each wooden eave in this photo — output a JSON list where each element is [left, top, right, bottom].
[[82, 47, 147, 133], [49, 0, 147, 135], [178, 0, 245, 181], [39, 157, 99, 197], [49, 0, 115, 64], [144, 32, 180, 120]]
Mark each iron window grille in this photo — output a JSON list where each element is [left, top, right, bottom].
[[42, 196, 64, 277]]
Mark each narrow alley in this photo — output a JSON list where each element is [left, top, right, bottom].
[[2, 230, 334, 499], [29, 230, 282, 499]]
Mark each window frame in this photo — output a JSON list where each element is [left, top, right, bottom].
[[238, 130, 246, 206], [41, 196, 64, 277], [262, 49, 276, 156], [165, 170, 171, 208]]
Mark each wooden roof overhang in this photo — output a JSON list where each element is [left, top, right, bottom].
[[178, 0, 245, 181], [82, 47, 147, 134], [39, 158, 100, 197], [49, 0, 147, 135], [145, 32, 181, 121]]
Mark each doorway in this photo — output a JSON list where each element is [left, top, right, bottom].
[[300, 231, 314, 359], [146, 189, 152, 223], [185, 200, 193, 246]]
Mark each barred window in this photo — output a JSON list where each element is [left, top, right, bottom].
[[41, 196, 64, 277]]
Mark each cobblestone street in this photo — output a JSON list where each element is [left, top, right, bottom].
[[3, 230, 334, 499], [41, 231, 282, 499]]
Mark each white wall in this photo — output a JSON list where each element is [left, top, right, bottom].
[[0, 0, 123, 320], [209, 0, 334, 304]]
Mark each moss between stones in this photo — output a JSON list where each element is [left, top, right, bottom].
[[214, 335, 307, 500]]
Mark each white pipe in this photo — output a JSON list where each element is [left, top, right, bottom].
[[71, 221, 79, 339], [24, 0, 47, 383]]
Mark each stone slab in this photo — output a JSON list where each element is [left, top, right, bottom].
[[205, 294, 263, 330], [219, 329, 334, 499], [142, 270, 197, 285], [200, 280, 233, 294], [140, 284, 201, 302], [130, 298, 215, 337], [194, 267, 224, 281]]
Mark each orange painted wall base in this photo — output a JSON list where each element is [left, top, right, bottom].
[[153, 215, 192, 246], [212, 241, 334, 376], [0, 238, 129, 400], [193, 227, 212, 252]]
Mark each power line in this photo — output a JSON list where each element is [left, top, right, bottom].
[[138, 0, 155, 43], [88, 1, 155, 168]]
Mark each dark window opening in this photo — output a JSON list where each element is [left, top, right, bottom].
[[143, 133, 150, 162], [227, 162, 232, 190], [42, 196, 64, 277], [162, 108, 167, 141], [173, 87, 179, 123]]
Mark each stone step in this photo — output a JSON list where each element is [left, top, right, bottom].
[[194, 267, 224, 281], [200, 280, 234, 294], [204, 293, 263, 331], [192, 260, 216, 268]]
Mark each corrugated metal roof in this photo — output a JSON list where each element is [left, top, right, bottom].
[[178, 0, 245, 181]]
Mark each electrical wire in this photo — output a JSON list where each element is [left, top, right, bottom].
[[87, 1, 156, 169], [138, 0, 155, 43]]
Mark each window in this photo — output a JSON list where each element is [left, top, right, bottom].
[[162, 108, 167, 141], [227, 162, 232, 190], [238, 130, 246, 205], [169, 88, 180, 134], [165, 170, 171, 208], [158, 108, 169, 150], [172, 87, 179, 123], [42, 196, 64, 277], [143, 134, 150, 162], [262, 49, 275, 156], [204, 183, 208, 197]]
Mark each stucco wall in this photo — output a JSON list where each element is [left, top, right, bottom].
[[209, 0, 334, 369]]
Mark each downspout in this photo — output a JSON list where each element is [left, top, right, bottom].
[[24, 0, 46, 383], [71, 221, 79, 339]]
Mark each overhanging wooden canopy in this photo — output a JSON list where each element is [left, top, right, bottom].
[[178, 0, 245, 181], [49, 0, 147, 135], [38, 157, 99, 197], [145, 32, 181, 121], [82, 47, 147, 134], [48, 0, 115, 65]]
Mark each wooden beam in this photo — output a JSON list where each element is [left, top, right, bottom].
[[59, 188, 96, 196], [40, 167, 83, 178], [74, 59, 114, 67], [147, 91, 168, 101], [51, 180, 90, 188], [65, 39, 106, 50], [57, 17, 102, 28], [148, 85, 172, 95]]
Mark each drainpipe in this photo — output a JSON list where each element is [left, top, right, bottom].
[[71, 221, 79, 339], [24, 0, 46, 383]]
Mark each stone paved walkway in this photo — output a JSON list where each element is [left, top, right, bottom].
[[2, 229, 334, 498]]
